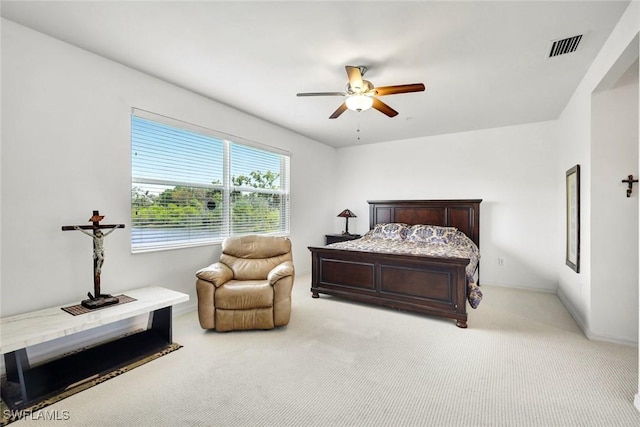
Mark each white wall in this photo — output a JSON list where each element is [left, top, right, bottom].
[[333, 120, 560, 292], [550, 0, 640, 411], [0, 19, 336, 321], [556, 2, 640, 341], [591, 58, 638, 344]]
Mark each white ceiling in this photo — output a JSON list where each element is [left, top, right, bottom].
[[1, 1, 631, 148]]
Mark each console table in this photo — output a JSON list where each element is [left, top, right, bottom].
[[1, 286, 189, 409]]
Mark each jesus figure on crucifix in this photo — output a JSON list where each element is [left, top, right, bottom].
[[73, 226, 119, 275]]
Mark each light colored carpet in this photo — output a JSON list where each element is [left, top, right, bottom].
[[1, 343, 182, 426], [12, 274, 640, 426]]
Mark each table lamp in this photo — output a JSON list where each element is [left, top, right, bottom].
[[337, 209, 357, 235]]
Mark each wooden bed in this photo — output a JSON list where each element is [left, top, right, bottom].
[[308, 199, 482, 328]]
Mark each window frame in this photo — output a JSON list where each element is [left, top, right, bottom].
[[131, 108, 291, 253]]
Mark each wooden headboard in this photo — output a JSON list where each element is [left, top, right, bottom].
[[368, 199, 482, 248]]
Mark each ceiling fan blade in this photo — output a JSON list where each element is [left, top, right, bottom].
[[372, 98, 399, 117], [297, 92, 346, 97], [374, 83, 425, 96], [345, 66, 364, 92], [329, 102, 348, 119]]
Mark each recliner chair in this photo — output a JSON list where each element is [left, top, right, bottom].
[[195, 234, 294, 331]]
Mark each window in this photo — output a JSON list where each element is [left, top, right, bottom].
[[131, 109, 290, 252]]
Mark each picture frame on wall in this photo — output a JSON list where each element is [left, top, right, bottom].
[[566, 164, 580, 273]]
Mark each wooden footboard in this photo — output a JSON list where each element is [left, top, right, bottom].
[[309, 247, 470, 328]]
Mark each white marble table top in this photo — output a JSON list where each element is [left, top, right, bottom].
[[0, 286, 189, 355]]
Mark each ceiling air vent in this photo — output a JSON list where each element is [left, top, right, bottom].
[[548, 35, 583, 58]]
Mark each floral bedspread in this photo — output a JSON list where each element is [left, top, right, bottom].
[[326, 223, 482, 308]]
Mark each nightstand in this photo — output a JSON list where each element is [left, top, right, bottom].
[[325, 234, 362, 245]]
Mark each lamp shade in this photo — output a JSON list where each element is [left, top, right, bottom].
[[337, 209, 357, 218], [345, 95, 373, 112]]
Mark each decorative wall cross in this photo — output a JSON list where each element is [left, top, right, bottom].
[[621, 175, 638, 198], [62, 210, 125, 309]]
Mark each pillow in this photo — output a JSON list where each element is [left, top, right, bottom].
[[367, 223, 410, 240], [406, 224, 458, 244]]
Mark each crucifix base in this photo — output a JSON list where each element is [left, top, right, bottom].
[[81, 294, 120, 310]]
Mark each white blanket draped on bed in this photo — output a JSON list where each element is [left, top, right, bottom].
[[326, 223, 482, 308]]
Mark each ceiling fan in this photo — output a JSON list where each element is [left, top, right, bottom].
[[296, 65, 425, 119]]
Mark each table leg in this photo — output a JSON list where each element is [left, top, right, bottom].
[[4, 348, 31, 404], [148, 306, 172, 344]]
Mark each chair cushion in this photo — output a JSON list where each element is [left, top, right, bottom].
[[222, 235, 291, 258], [221, 235, 293, 280], [221, 255, 292, 281], [215, 280, 274, 310]]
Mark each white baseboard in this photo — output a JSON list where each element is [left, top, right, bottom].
[[635, 394, 640, 413], [481, 282, 557, 294], [557, 287, 638, 346], [584, 330, 638, 346], [556, 286, 588, 332], [174, 300, 197, 317]]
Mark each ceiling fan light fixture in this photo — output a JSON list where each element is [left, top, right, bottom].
[[297, 65, 424, 119], [345, 95, 374, 112]]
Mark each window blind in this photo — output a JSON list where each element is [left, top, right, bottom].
[[131, 110, 290, 252]]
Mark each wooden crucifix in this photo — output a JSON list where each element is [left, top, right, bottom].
[[622, 175, 639, 198], [62, 210, 125, 309]]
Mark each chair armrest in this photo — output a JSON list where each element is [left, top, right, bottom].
[[268, 261, 294, 285], [196, 262, 233, 287]]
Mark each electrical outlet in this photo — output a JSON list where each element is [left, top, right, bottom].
[[497, 257, 505, 266]]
